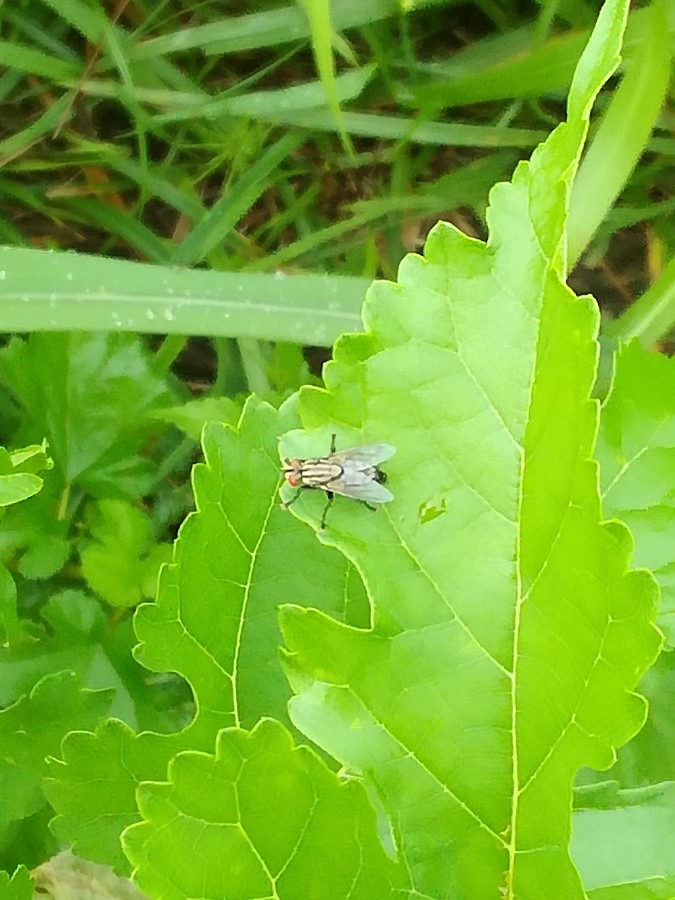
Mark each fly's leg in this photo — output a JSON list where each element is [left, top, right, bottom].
[[361, 501, 377, 512], [320, 492, 334, 529], [329, 433, 337, 453], [281, 490, 301, 511]]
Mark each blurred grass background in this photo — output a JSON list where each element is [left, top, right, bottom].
[[0, 0, 672, 389]]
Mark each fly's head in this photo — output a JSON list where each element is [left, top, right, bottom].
[[282, 457, 303, 488]]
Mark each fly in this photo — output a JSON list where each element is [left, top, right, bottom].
[[281, 433, 395, 528]]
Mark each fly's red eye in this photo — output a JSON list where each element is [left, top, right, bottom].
[[284, 460, 301, 487]]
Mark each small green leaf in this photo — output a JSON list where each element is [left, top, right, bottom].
[[0, 474, 43, 507], [4, 443, 52, 476], [0, 671, 111, 832], [44, 720, 167, 876], [80, 500, 172, 609], [0, 865, 33, 899], [0, 442, 52, 508], [153, 396, 241, 441], [17, 534, 71, 581], [0, 563, 26, 648]]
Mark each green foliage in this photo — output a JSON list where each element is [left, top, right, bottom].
[[0, 671, 111, 863], [0, 333, 178, 655], [597, 341, 675, 642], [0, 0, 673, 897], [80, 501, 172, 609], [0, 333, 170, 498], [572, 782, 675, 896], [40, 397, 369, 877]]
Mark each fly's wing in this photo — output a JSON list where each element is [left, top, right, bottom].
[[325, 450, 395, 504], [326, 474, 394, 503], [331, 442, 396, 470]]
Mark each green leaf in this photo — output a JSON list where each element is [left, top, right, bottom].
[[596, 341, 675, 642], [122, 719, 401, 899], [243, 108, 546, 149], [0, 40, 76, 81], [275, 0, 661, 896], [405, 3, 671, 108], [130, 0, 442, 57], [80, 500, 172, 608], [1, 444, 52, 477], [152, 66, 373, 126], [0, 247, 369, 346], [588, 881, 675, 900], [152, 396, 241, 442], [0, 671, 111, 834], [266, 342, 318, 395], [17, 535, 70, 581], [0, 443, 52, 508], [0, 333, 170, 498], [0, 474, 42, 507], [0, 866, 33, 900]]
